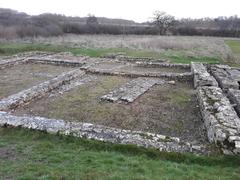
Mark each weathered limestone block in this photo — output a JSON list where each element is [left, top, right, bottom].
[[197, 86, 240, 154], [210, 65, 239, 91], [191, 62, 218, 88], [228, 89, 240, 116], [101, 78, 164, 103], [0, 111, 206, 154], [0, 69, 85, 111]]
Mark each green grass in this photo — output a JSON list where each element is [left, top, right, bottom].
[[0, 43, 69, 55], [225, 40, 240, 55], [0, 127, 240, 179], [225, 40, 240, 66], [167, 91, 189, 105], [168, 55, 219, 64], [0, 42, 220, 64]]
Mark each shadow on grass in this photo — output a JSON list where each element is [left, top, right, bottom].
[[1, 127, 239, 168]]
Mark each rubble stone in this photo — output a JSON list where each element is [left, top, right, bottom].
[[197, 86, 240, 154], [227, 88, 240, 116], [210, 65, 240, 91]]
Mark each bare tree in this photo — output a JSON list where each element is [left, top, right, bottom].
[[86, 14, 99, 25], [152, 11, 175, 35]]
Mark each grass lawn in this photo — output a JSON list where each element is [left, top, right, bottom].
[[0, 128, 240, 180], [0, 42, 220, 64], [225, 40, 240, 66], [225, 40, 240, 55], [0, 127, 240, 179]]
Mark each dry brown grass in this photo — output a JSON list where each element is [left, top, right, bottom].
[[20, 34, 233, 60], [2, 34, 237, 63]]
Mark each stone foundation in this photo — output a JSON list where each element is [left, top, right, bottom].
[[49, 75, 98, 97], [86, 68, 193, 81], [4, 52, 240, 155], [0, 69, 85, 111], [197, 86, 240, 154], [116, 56, 166, 63], [0, 58, 27, 70], [136, 61, 190, 69], [0, 111, 206, 154], [27, 57, 87, 67], [0, 52, 58, 70], [101, 78, 164, 103], [210, 65, 240, 91], [191, 62, 218, 88]]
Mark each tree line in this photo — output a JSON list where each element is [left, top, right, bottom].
[[0, 8, 240, 38]]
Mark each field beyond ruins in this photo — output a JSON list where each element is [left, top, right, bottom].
[[1, 35, 240, 179]]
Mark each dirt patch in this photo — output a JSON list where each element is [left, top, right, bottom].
[[14, 75, 205, 143], [0, 64, 74, 99], [0, 146, 20, 161]]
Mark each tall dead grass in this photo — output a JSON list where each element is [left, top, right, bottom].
[[1, 34, 235, 61]]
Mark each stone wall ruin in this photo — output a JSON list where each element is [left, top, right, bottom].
[[0, 52, 240, 155]]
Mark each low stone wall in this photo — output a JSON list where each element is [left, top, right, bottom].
[[136, 62, 190, 69], [116, 56, 166, 63], [86, 68, 193, 81], [0, 52, 57, 70], [27, 57, 87, 67], [0, 69, 85, 111], [197, 86, 240, 154], [0, 111, 206, 154], [191, 62, 218, 88], [210, 65, 240, 91], [101, 78, 164, 103], [0, 58, 27, 70], [49, 75, 98, 97]]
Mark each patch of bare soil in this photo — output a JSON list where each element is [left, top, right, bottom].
[[0, 146, 19, 161], [0, 64, 74, 99], [14, 75, 206, 143]]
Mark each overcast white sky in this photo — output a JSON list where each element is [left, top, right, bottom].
[[0, 0, 239, 22]]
